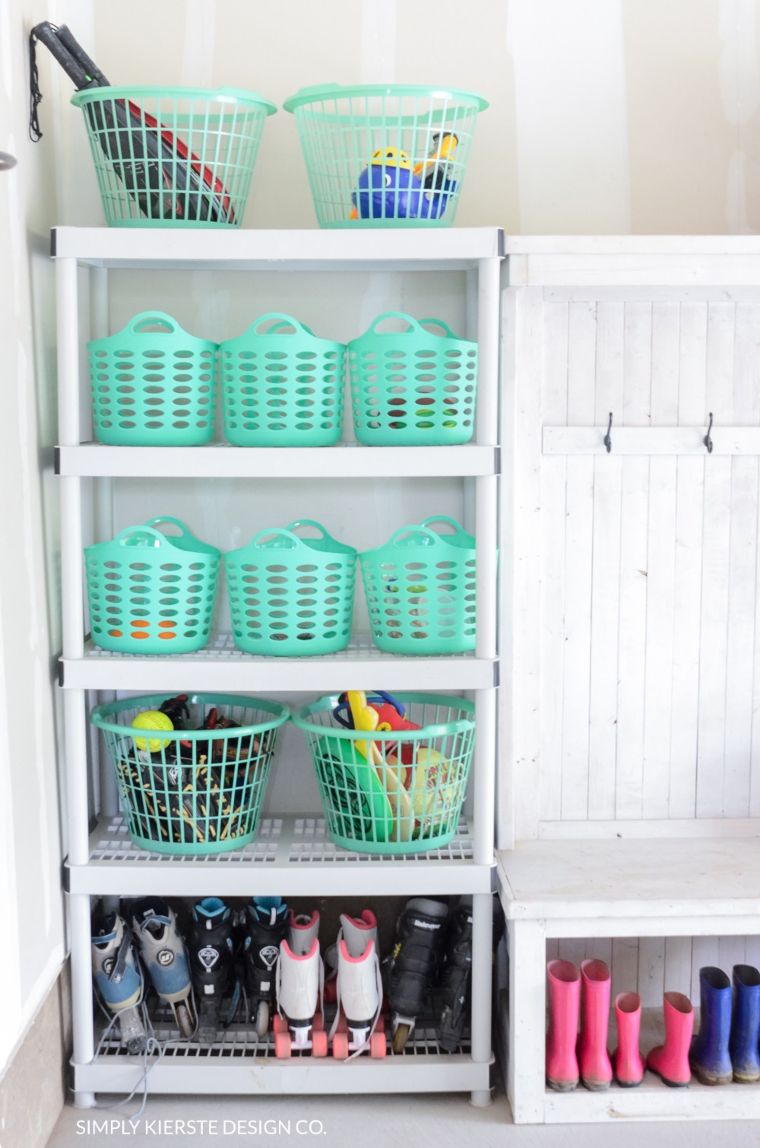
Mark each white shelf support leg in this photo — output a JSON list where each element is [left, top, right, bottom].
[[69, 892, 95, 1108], [507, 918, 547, 1124], [470, 891, 494, 1107]]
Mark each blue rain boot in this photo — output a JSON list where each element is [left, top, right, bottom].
[[690, 967, 733, 1085], [730, 964, 760, 1083]]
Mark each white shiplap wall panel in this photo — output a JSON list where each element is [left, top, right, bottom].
[[614, 302, 651, 820], [587, 303, 624, 820], [559, 303, 597, 819], [641, 303, 680, 820], [696, 304, 735, 819], [539, 301, 570, 826], [509, 280, 760, 1015], [668, 301, 708, 819]]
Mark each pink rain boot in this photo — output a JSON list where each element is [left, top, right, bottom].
[[646, 992, 694, 1087], [546, 960, 580, 1091], [612, 992, 645, 1087], [579, 959, 613, 1090]]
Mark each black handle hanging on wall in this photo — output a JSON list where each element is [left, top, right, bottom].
[[704, 412, 714, 454], [603, 412, 613, 454]]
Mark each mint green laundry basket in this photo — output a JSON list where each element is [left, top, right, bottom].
[[92, 693, 288, 855], [72, 87, 276, 227], [85, 517, 220, 654], [225, 520, 356, 656], [283, 84, 488, 228], [348, 312, 478, 445], [88, 312, 217, 446], [220, 314, 345, 446], [360, 516, 476, 655], [293, 692, 475, 854]]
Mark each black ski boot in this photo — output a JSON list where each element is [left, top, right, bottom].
[[187, 897, 240, 1042], [240, 896, 289, 1036], [386, 897, 448, 1052]]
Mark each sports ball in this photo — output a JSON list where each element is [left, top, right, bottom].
[[132, 709, 174, 753]]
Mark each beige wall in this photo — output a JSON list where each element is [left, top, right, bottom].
[[44, 0, 760, 234]]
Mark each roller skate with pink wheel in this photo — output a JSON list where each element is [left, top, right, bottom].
[[328, 909, 387, 1060], [273, 910, 328, 1058]]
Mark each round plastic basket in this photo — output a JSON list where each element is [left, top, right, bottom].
[[220, 314, 345, 446], [293, 692, 474, 854], [283, 84, 488, 228], [92, 693, 289, 855], [360, 516, 476, 654], [71, 86, 276, 227], [225, 520, 356, 656], [88, 312, 217, 446], [348, 312, 478, 445], [85, 517, 220, 654]]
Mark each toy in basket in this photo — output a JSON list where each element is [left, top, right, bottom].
[[360, 515, 477, 654], [283, 84, 487, 229], [92, 693, 289, 855], [293, 690, 475, 855], [85, 516, 220, 654]]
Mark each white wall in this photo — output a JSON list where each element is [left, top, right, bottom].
[[48, 0, 760, 235], [0, 0, 67, 1074]]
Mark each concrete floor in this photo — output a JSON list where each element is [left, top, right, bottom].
[[46, 1093, 760, 1148]]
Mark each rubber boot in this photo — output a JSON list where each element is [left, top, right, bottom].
[[579, 959, 613, 1090], [730, 964, 760, 1083], [545, 960, 580, 1091], [91, 904, 146, 1054], [187, 897, 240, 1042], [612, 992, 644, 1087], [690, 967, 733, 1085], [647, 992, 694, 1086], [130, 897, 196, 1037], [241, 896, 289, 1036], [274, 910, 327, 1056], [385, 898, 448, 1052]]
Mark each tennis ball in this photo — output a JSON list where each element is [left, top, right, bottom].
[[132, 709, 174, 753]]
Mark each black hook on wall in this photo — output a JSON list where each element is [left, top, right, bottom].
[[603, 412, 613, 454], [704, 412, 714, 454]]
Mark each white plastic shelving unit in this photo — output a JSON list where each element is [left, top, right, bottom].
[[498, 237, 760, 1124], [54, 226, 503, 1105]]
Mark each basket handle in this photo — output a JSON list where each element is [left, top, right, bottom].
[[249, 527, 311, 552], [419, 515, 471, 539], [417, 317, 459, 339], [286, 519, 334, 542], [364, 311, 427, 337], [144, 515, 198, 541], [387, 525, 444, 549], [125, 311, 184, 336], [247, 312, 316, 338], [113, 525, 178, 549]]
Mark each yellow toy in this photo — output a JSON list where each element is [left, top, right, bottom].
[[132, 709, 174, 753]]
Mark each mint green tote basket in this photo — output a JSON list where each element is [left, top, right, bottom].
[[92, 692, 289, 855], [220, 314, 345, 446], [293, 692, 475, 854], [225, 520, 356, 656], [283, 84, 487, 228], [88, 312, 217, 446], [85, 516, 220, 654], [360, 515, 476, 654], [348, 312, 478, 445], [72, 87, 276, 227]]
